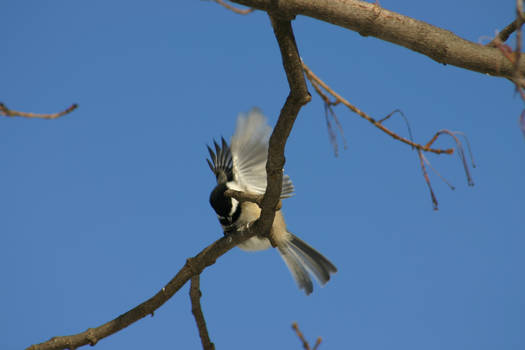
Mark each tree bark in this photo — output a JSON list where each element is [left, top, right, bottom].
[[232, 0, 521, 78]]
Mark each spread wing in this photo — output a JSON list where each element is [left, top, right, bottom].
[[229, 108, 294, 198]]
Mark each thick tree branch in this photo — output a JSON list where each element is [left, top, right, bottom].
[[0, 103, 77, 119], [26, 229, 256, 350], [190, 275, 215, 350], [252, 15, 310, 235], [231, 0, 524, 79]]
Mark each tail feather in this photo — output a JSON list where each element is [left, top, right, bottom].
[[278, 234, 337, 295], [288, 242, 331, 285], [278, 246, 314, 295], [290, 235, 337, 280]]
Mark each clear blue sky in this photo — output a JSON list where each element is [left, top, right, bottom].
[[2, 1, 524, 349]]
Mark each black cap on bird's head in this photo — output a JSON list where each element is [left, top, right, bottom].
[[206, 137, 233, 185]]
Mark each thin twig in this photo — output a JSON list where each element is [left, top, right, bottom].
[[302, 60, 475, 208], [510, 1, 525, 137], [417, 149, 438, 210], [512, 1, 525, 104], [426, 130, 475, 186], [487, 12, 525, 47], [324, 103, 340, 156], [520, 110, 525, 136], [325, 102, 348, 156], [420, 153, 456, 190], [301, 61, 453, 155], [292, 323, 323, 350], [292, 323, 311, 350], [0, 103, 78, 119], [190, 275, 215, 350], [214, 0, 254, 14], [492, 3, 525, 134], [308, 77, 346, 155], [312, 337, 323, 350], [378, 109, 415, 147], [453, 131, 476, 168]]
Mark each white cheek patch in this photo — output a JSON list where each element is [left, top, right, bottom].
[[229, 198, 239, 216]]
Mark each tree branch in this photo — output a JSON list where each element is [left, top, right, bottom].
[[231, 0, 524, 79], [252, 14, 310, 235], [301, 60, 477, 208], [190, 275, 215, 350], [214, 0, 254, 15], [292, 322, 323, 350], [487, 12, 525, 47], [301, 60, 454, 155], [28, 10, 311, 350], [292, 322, 311, 350], [26, 229, 256, 350], [0, 103, 77, 119]]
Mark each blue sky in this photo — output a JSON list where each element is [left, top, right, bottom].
[[1, 1, 524, 349]]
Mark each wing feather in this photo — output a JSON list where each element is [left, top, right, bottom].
[[230, 108, 295, 198]]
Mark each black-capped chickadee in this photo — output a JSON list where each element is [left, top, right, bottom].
[[206, 108, 336, 295]]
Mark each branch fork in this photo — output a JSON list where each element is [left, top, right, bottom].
[[27, 11, 309, 350]]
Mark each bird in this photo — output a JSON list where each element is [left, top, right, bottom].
[[206, 108, 337, 295]]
